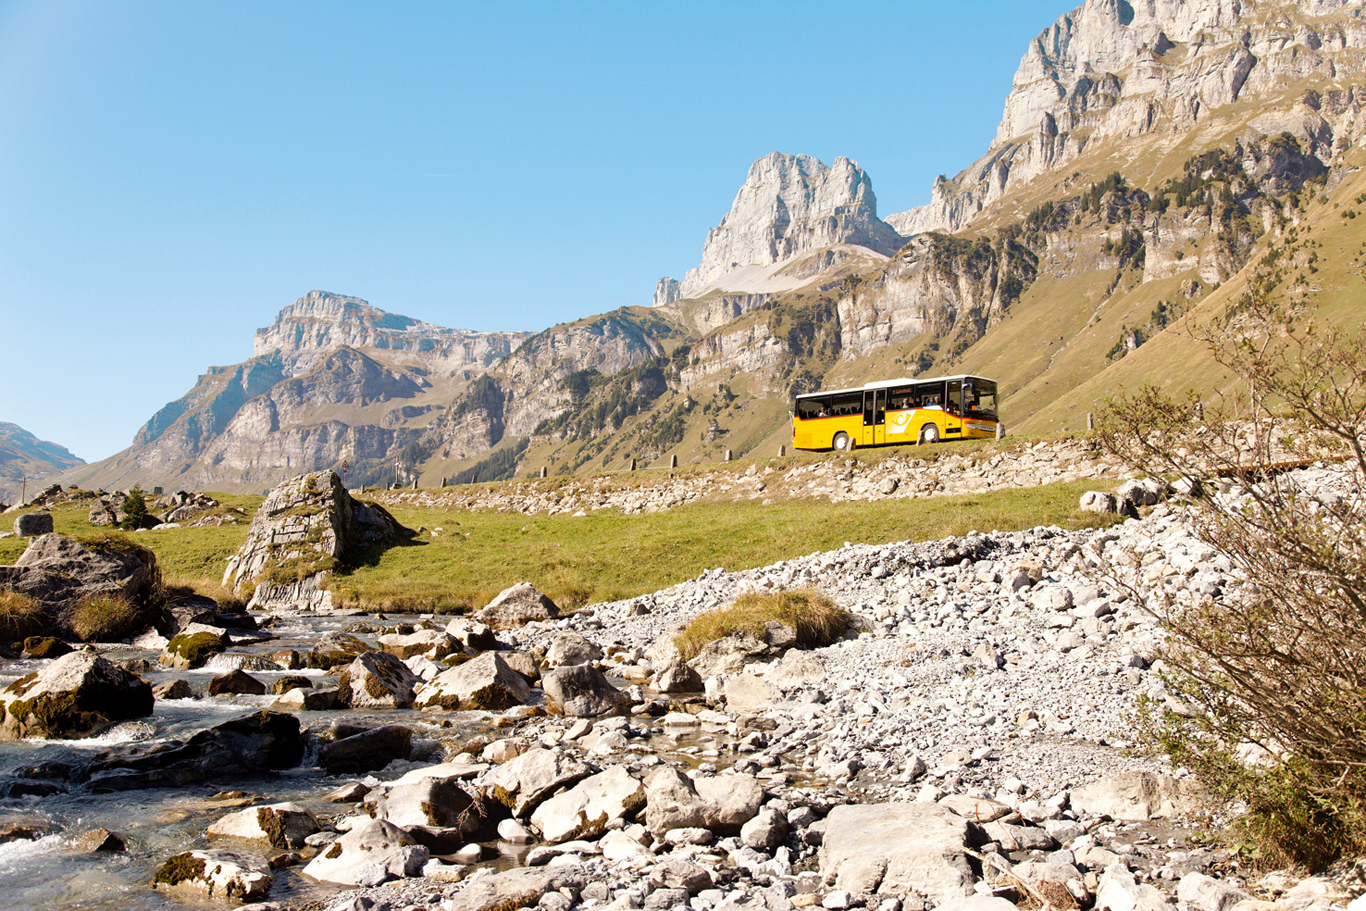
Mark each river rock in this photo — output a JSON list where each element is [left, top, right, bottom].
[[153, 679, 194, 700], [1071, 771, 1203, 821], [207, 802, 321, 849], [161, 629, 229, 669], [544, 631, 603, 667], [1080, 491, 1119, 514], [1096, 861, 1169, 911], [337, 651, 420, 708], [530, 765, 646, 843], [644, 767, 765, 837], [441, 867, 562, 911], [542, 664, 628, 717], [1178, 872, 1250, 911], [319, 724, 413, 774], [222, 471, 412, 600], [152, 849, 273, 901], [740, 806, 789, 851], [819, 803, 973, 901], [301, 817, 428, 886], [369, 774, 481, 852], [688, 627, 790, 677], [377, 629, 460, 661], [477, 582, 560, 629], [306, 631, 370, 669], [724, 673, 776, 713], [208, 668, 267, 696], [272, 686, 339, 710], [413, 651, 530, 711], [483, 747, 592, 817], [0, 650, 153, 740], [653, 661, 703, 693], [21, 636, 72, 659], [82, 710, 303, 789], [445, 617, 499, 651], [0, 533, 157, 614], [70, 827, 126, 853], [766, 649, 826, 688]]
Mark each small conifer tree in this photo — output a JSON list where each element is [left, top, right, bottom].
[[119, 485, 150, 530]]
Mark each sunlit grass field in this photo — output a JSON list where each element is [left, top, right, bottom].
[[1, 474, 1116, 614]]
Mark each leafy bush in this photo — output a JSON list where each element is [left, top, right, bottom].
[[1099, 297, 1366, 868], [0, 591, 46, 642], [675, 588, 849, 662], [71, 592, 154, 642]]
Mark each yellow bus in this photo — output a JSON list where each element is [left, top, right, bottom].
[[791, 375, 1000, 451]]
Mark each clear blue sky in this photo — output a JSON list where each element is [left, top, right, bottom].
[[1, 0, 1069, 463]]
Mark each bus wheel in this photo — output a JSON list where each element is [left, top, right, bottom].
[[833, 432, 854, 452], [919, 424, 939, 444]]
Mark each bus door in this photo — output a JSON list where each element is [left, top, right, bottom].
[[945, 379, 963, 437], [862, 389, 886, 446]]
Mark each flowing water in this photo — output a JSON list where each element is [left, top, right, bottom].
[[0, 614, 508, 911]]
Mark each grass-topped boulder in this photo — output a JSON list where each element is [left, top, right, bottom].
[[221, 470, 413, 612], [0, 533, 162, 642], [674, 589, 850, 677]]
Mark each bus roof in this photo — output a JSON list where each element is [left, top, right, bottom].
[[794, 375, 997, 400]]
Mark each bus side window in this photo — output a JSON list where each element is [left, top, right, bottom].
[[946, 380, 962, 417]]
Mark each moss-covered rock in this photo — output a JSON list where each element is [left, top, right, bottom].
[[160, 630, 228, 670], [1, 650, 153, 740]]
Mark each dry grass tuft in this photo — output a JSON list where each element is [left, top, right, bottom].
[[675, 588, 849, 662], [0, 590, 46, 642], [71, 592, 154, 642]]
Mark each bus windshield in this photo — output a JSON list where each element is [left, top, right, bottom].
[[963, 379, 998, 421]]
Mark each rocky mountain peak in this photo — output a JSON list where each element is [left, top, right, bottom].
[[253, 290, 527, 376], [889, 0, 1366, 235], [663, 152, 905, 301]]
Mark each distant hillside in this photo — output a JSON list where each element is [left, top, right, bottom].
[[0, 422, 85, 503], [59, 0, 1366, 493]]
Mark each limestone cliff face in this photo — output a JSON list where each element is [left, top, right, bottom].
[[670, 153, 905, 299], [255, 290, 527, 376], [493, 310, 680, 438], [889, 0, 1366, 234]]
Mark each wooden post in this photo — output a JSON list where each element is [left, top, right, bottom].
[[1086, 412, 1094, 431], [724, 449, 733, 462], [539, 466, 547, 479], [995, 423, 1005, 440], [412, 477, 418, 489], [778, 444, 786, 457], [669, 454, 677, 468], [441, 477, 447, 487], [629, 457, 637, 471], [1195, 401, 1204, 421]]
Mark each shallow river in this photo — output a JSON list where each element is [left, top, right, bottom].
[[0, 613, 525, 911]]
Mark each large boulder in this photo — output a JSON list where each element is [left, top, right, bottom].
[[318, 724, 413, 774], [152, 849, 273, 901], [1071, 771, 1204, 821], [0, 650, 153, 740], [530, 765, 645, 843], [207, 802, 320, 849], [307, 631, 371, 669], [483, 747, 592, 817], [302, 818, 428, 886], [369, 774, 484, 852], [544, 632, 603, 667], [818, 803, 974, 901], [207, 669, 266, 696], [221, 471, 413, 608], [160, 628, 229, 669], [542, 664, 628, 717], [337, 651, 420, 708], [378, 629, 460, 661], [644, 768, 765, 837], [0, 534, 157, 616], [477, 582, 560, 629], [413, 652, 530, 711], [14, 513, 53, 537], [81, 710, 303, 789]]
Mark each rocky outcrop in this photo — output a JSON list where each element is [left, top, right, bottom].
[[0, 650, 154, 740], [675, 153, 905, 299], [889, 0, 1366, 235], [221, 470, 412, 608], [254, 290, 525, 377], [151, 849, 273, 901]]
